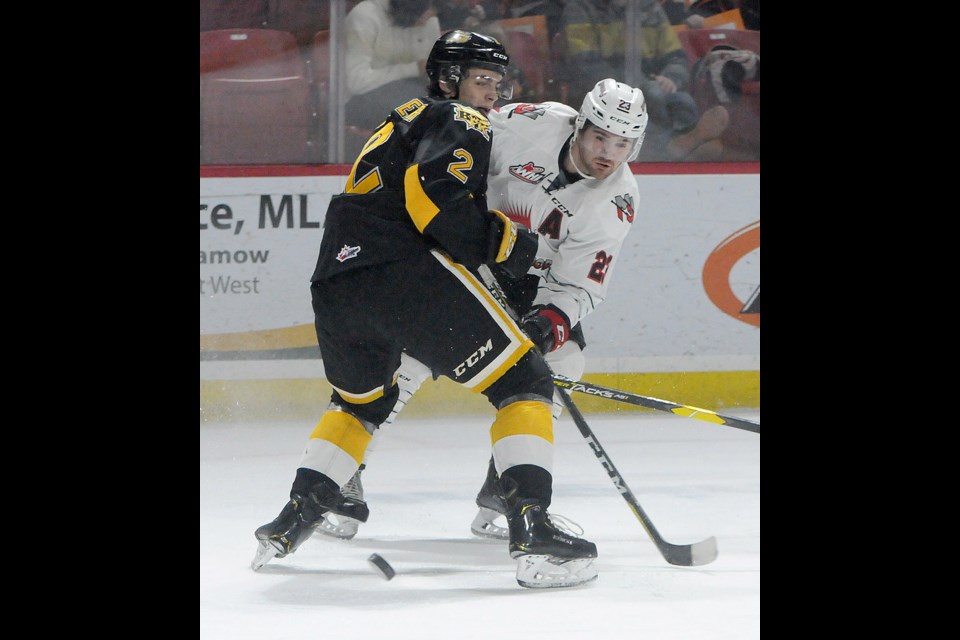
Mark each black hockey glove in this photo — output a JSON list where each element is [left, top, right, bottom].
[[485, 209, 538, 280], [521, 305, 571, 354]]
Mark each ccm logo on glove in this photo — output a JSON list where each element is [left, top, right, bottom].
[[522, 305, 571, 354]]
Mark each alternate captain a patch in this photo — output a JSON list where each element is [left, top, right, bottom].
[[453, 104, 491, 141]]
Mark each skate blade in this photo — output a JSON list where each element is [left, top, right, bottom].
[[469, 507, 509, 540], [251, 539, 283, 571], [314, 514, 361, 540], [515, 554, 598, 589]]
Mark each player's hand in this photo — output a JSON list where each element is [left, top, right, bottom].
[[486, 210, 537, 279], [522, 305, 571, 354]]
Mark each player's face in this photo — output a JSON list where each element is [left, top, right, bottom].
[[572, 125, 636, 179], [457, 67, 507, 115]]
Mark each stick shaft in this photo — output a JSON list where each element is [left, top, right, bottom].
[[556, 388, 718, 566], [552, 376, 760, 434]]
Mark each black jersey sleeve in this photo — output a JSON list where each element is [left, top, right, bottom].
[[401, 101, 498, 271]]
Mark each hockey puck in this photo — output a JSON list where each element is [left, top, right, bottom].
[[368, 553, 396, 580]]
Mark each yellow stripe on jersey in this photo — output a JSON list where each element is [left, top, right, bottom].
[[308, 411, 373, 465], [345, 122, 394, 194], [430, 251, 535, 393], [404, 164, 440, 232], [331, 382, 385, 404], [490, 400, 554, 445], [441, 254, 529, 345]]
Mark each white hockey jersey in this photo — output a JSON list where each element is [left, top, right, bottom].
[[487, 101, 641, 329]]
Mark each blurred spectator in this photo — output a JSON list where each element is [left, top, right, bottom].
[[658, 0, 691, 26], [687, 42, 759, 160], [437, 0, 501, 31], [344, 0, 441, 132], [739, 0, 760, 30], [560, 0, 727, 161]]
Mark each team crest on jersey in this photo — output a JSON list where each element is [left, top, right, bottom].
[[509, 161, 547, 183], [510, 103, 545, 120], [336, 244, 361, 262], [612, 194, 635, 223], [453, 104, 491, 141]]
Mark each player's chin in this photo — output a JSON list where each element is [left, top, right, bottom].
[[591, 165, 613, 180]]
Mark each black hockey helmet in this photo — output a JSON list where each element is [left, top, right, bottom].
[[426, 30, 511, 99]]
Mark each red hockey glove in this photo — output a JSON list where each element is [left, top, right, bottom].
[[521, 305, 571, 354]]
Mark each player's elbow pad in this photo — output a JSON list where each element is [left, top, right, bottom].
[[485, 209, 538, 280]]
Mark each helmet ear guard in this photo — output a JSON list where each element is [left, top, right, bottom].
[[437, 64, 463, 96]]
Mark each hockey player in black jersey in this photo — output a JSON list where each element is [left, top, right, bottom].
[[252, 30, 599, 588], [318, 78, 650, 542]]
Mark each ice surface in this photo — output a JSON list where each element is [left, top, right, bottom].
[[200, 410, 760, 640]]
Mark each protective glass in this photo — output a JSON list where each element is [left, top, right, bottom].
[[467, 74, 513, 100]]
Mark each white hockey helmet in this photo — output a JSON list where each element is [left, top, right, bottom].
[[575, 78, 648, 161]]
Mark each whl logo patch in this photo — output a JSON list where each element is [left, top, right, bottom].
[[336, 245, 360, 262], [509, 161, 547, 184]]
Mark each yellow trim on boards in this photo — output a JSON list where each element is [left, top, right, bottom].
[[200, 324, 316, 352], [200, 371, 759, 423]]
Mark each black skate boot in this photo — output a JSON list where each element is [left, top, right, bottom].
[[470, 457, 511, 540], [316, 464, 367, 540], [507, 498, 598, 588], [252, 481, 369, 570]]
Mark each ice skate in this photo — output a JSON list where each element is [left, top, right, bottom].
[[508, 499, 598, 589], [252, 482, 369, 570], [316, 464, 367, 540], [252, 495, 321, 570], [470, 457, 510, 540]]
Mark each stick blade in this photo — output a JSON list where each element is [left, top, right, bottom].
[[661, 536, 718, 567]]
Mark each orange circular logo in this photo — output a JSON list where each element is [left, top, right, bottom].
[[702, 221, 760, 327]]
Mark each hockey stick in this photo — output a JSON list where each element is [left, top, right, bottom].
[[476, 266, 717, 566], [556, 387, 718, 566], [552, 376, 761, 434]]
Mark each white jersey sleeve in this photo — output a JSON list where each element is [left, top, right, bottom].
[[487, 102, 641, 328]]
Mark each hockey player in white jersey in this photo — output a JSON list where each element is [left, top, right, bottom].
[[316, 78, 648, 542]]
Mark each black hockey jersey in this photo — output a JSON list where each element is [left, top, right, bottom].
[[312, 97, 498, 282]]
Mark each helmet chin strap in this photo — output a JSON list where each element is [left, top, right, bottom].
[[568, 137, 596, 180]]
